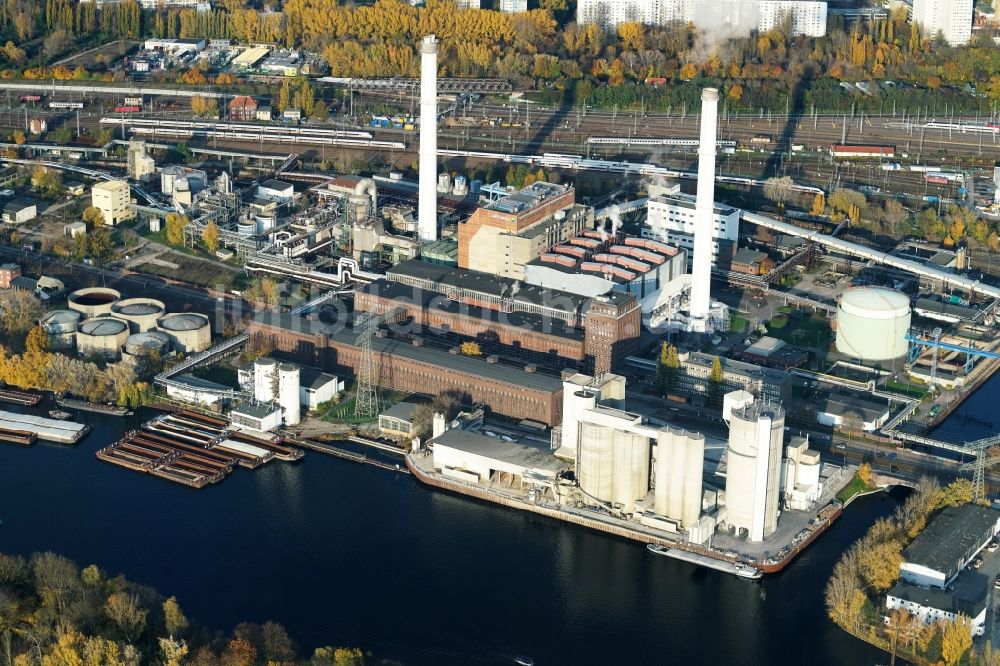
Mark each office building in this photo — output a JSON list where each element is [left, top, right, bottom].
[[576, 0, 827, 36]]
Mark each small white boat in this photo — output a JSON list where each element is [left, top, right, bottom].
[[514, 656, 534, 666], [48, 410, 72, 420]]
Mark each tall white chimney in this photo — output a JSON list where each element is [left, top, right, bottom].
[[688, 87, 719, 332], [418, 35, 439, 243]]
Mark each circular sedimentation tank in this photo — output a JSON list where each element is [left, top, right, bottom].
[[157, 312, 211, 354], [67, 287, 121, 317], [835, 286, 911, 361], [111, 298, 166, 333], [40, 310, 83, 350], [124, 331, 171, 357], [40, 309, 82, 335], [76, 317, 129, 358]]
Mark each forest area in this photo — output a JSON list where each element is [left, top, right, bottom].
[[0, 0, 996, 113], [0, 551, 368, 665]]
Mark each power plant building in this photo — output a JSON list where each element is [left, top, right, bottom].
[[644, 193, 740, 265], [458, 182, 590, 280], [358, 259, 643, 375], [723, 403, 785, 542]]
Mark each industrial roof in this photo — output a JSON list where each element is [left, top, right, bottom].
[[172, 373, 231, 391], [232, 401, 282, 419], [732, 248, 767, 265], [259, 179, 292, 191], [380, 401, 419, 422], [232, 46, 270, 67], [359, 280, 584, 341], [744, 336, 786, 357], [819, 394, 890, 422], [914, 297, 977, 320], [486, 181, 569, 215], [649, 192, 738, 216], [253, 312, 564, 393], [431, 428, 564, 473], [903, 504, 1000, 574], [888, 579, 988, 618], [388, 259, 635, 316]]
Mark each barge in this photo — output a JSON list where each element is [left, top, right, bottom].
[[55, 397, 130, 416], [0, 427, 37, 446], [0, 410, 89, 443], [0, 388, 41, 406]]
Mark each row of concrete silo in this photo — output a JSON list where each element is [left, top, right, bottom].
[[41, 287, 212, 360], [250, 358, 300, 426]]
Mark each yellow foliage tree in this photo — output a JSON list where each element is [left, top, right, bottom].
[[459, 341, 482, 357], [164, 213, 189, 246], [202, 221, 219, 253]]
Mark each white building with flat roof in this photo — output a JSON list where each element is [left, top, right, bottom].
[[644, 193, 740, 265], [758, 0, 828, 36], [912, 0, 973, 45]]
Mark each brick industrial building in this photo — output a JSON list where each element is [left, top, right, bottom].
[[248, 312, 564, 425], [361, 259, 643, 375]]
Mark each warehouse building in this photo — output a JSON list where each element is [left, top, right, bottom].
[[815, 394, 890, 432], [431, 428, 565, 491], [899, 504, 1000, 588]]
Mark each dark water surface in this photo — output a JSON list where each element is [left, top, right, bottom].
[[1, 406, 901, 665]]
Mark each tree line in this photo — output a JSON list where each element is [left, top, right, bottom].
[[0, 550, 369, 665]]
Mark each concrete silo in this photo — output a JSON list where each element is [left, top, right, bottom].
[[724, 403, 785, 542], [578, 422, 614, 503], [112, 298, 166, 333], [561, 389, 597, 458], [76, 317, 129, 359], [277, 363, 300, 426], [40, 310, 82, 349], [253, 358, 277, 402], [124, 331, 171, 358], [835, 287, 911, 361], [654, 427, 705, 528], [611, 430, 649, 509], [157, 313, 211, 353]]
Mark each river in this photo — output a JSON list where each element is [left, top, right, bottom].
[[0, 405, 901, 665]]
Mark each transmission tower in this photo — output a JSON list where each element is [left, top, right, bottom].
[[354, 312, 380, 419], [959, 433, 1000, 502]]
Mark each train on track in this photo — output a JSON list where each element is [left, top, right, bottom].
[[49, 101, 83, 109], [122, 125, 404, 149], [99, 117, 374, 139], [923, 121, 1000, 134], [587, 137, 738, 152], [440, 149, 824, 195]]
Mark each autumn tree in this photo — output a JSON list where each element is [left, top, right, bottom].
[[245, 276, 279, 306], [857, 462, 873, 488], [941, 616, 974, 665], [810, 193, 825, 217], [104, 593, 147, 644], [190, 95, 217, 117], [81, 206, 104, 229], [459, 341, 482, 357], [881, 200, 908, 239], [655, 341, 679, 394], [164, 213, 189, 246], [202, 221, 219, 253]]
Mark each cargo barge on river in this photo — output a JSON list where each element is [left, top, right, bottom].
[[97, 410, 302, 487], [0, 410, 89, 443], [0, 388, 41, 406]]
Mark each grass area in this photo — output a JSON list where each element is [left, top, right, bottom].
[[767, 312, 832, 348], [836, 473, 873, 503], [135, 252, 246, 290], [883, 379, 929, 399], [320, 389, 409, 425], [729, 313, 749, 334]]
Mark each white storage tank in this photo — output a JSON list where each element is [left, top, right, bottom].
[[253, 358, 277, 402], [157, 312, 211, 353], [255, 216, 276, 234], [40, 310, 82, 349], [578, 422, 614, 503], [124, 330, 171, 358], [237, 220, 256, 236], [436, 173, 451, 194], [67, 287, 121, 317], [452, 175, 468, 196], [277, 363, 300, 426], [835, 287, 911, 361], [111, 298, 166, 332], [76, 317, 129, 359]]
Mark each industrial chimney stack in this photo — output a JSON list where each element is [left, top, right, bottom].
[[418, 35, 439, 243], [688, 87, 719, 332]]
